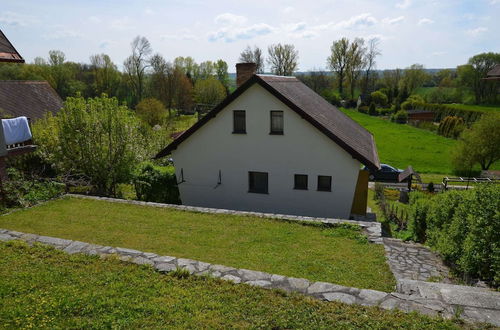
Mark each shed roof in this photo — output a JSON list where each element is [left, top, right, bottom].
[[155, 74, 380, 170], [487, 64, 500, 77], [0, 81, 63, 119], [0, 30, 24, 63]]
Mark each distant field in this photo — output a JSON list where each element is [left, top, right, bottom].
[[341, 109, 456, 174], [443, 103, 500, 113]]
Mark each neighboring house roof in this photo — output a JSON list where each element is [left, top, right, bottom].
[[0, 30, 24, 63], [0, 81, 63, 119], [487, 64, 500, 77], [156, 74, 380, 170]]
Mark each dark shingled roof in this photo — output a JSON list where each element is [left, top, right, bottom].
[[156, 74, 380, 170], [487, 64, 500, 77], [0, 81, 63, 119], [0, 30, 24, 63]]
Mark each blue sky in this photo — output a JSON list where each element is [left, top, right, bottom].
[[1, 0, 499, 71]]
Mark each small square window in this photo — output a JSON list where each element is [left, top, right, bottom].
[[249, 171, 268, 194], [294, 174, 308, 190], [317, 175, 332, 192], [233, 110, 246, 133], [270, 111, 283, 134]]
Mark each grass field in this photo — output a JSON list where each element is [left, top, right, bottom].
[[0, 241, 465, 329], [0, 197, 395, 291], [341, 109, 457, 174]]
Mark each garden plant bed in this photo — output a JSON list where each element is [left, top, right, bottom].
[[0, 196, 394, 291], [0, 241, 469, 329]]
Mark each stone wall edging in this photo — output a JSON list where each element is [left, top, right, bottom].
[[1, 228, 499, 326], [66, 194, 383, 244]]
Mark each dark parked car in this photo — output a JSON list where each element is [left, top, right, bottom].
[[364, 164, 404, 182]]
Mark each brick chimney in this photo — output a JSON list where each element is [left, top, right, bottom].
[[236, 63, 257, 88]]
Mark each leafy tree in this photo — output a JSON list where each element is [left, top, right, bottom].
[[239, 45, 265, 73], [368, 103, 377, 116], [34, 96, 147, 196], [123, 36, 152, 105], [297, 70, 333, 94], [193, 78, 226, 106], [214, 59, 229, 91], [362, 38, 381, 93], [89, 53, 120, 97], [452, 113, 500, 171], [267, 43, 299, 76], [136, 98, 167, 126], [370, 91, 388, 106], [346, 38, 366, 99], [457, 52, 500, 104], [327, 38, 350, 95], [400, 64, 429, 94]]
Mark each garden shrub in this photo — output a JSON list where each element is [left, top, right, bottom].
[[391, 110, 408, 124], [370, 91, 388, 107], [437, 116, 465, 139], [407, 185, 500, 286], [133, 161, 180, 204], [1, 168, 64, 210], [368, 103, 377, 116], [358, 106, 369, 114]]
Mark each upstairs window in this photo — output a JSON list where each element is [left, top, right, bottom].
[[248, 171, 268, 194], [270, 111, 284, 134], [317, 175, 332, 192], [294, 174, 308, 190], [233, 110, 246, 133]]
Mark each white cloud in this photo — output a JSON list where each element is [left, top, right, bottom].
[[466, 26, 488, 37], [490, 0, 500, 4], [208, 23, 274, 42], [382, 16, 405, 25], [161, 33, 197, 41], [283, 6, 295, 14], [418, 18, 434, 25], [214, 13, 247, 25], [88, 16, 101, 23], [334, 13, 378, 29], [432, 51, 446, 56], [43, 28, 83, 40], [110, 17, 134, 31], [144, 7, 154, 15], [396, 0, 411, 9], [0, 11, 37, 26], [285, 22, 307, 32]]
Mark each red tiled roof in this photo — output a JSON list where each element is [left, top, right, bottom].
[[0, 81, 63, 119], [0, 30, 24, 63], [155, 74, 380, 170]]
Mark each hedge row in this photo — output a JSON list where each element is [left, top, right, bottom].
[[414, 103, 484, 124], [408, 184, 499, 286], [133, 162, 181, 204]]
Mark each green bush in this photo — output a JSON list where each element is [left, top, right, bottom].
[[391, 110, 408, 124], [407, 185, 500, 286], [1, 168, 64, 210], [321, 90, 341, 106], [437, 116, 465, 139], [133, 162, 180, 204], [358, 105, 369, 114], [368, 103, 377, 116], [370, 91, 388, 107]]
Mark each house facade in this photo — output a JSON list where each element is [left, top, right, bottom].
[[156, 64, 380, 219]]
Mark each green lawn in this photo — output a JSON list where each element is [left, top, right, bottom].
[[0, 197, 395, 291], [341, 109, 457, 174], [0, 241, 465, 329]]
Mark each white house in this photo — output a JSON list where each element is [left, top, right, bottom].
[[156, 63, 380, 219]]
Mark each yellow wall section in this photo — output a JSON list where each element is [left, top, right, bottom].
[[350, 170, 369, 216]]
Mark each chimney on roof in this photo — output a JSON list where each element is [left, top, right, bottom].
[[236, 63, 256, 88]]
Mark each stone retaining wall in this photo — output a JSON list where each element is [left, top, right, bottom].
[[1, 228, 499, 326], [67, 194, 383, 244]]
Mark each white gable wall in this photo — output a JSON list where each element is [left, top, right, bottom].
[[171, 84, 361, 219]]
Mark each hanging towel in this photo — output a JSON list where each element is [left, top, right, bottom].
[[2, 116, 32, 145]]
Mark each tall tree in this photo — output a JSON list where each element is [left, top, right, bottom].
[[400, 64, 429, 94], [239, 45, 265, 73], [267, 44, 299, 76], [89, 53, 120, 97], [327, 38, 350, 96], [457, 52, 500, 104], [214, 59, 229, 91], [149, 53, 170, 112], [362, 38, 381, 93], [123, 36, 152, 105], [346, 38, 366, 99]]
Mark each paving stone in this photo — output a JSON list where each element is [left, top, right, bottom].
[[322, 292, 356, 304], [152, 256, 176, 263], [358, 289, 388, 305], [221, 275, 242, 284], [133, 256, 154, 266], [36, 236, 72, 247], [0, 233, 14, 241], [270, 274, 286, 282], [177, 258, 197, 266], [209, 264, 235, 273], [155, 263, 177, 273], [143, 252, 158, 259], [246, 280, 272, 287], [307, 282, 347, 294], [63, 241, 88, 254], [380, 297, 400, 310], [196, 262, 210, 272], [115, 247, 143, 257], [287, 277, 310, 292], [237, 269, 271, 281]]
